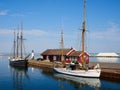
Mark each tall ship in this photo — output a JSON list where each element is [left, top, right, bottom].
[[9, 24, 29, 67], [54, 0, 101, 78]]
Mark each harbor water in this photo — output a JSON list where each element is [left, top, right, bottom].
[[0, 56, 120, 90]]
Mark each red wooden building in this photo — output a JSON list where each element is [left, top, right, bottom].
[[41, 48, 89, 63]]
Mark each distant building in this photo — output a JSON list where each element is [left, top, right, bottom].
[[41, 48, 89, 63], [96, 52, 119, 57]]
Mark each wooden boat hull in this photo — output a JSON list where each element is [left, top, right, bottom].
[[54, 67, 101, 78], [9, 59, 28, 67]]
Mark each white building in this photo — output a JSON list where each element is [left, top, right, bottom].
[[96, 52, 119, 57]]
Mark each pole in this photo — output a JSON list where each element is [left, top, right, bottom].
[[13, 30, 16, 58], [16, 27, 19, 58], [20, 22, 23, 58], [61, 29, 64, 61], [81, 0, 86, 69]]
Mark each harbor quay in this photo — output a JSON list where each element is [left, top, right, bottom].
[[28, 60, 120, 82]]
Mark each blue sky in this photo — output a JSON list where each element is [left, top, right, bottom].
[[0, 0, 120, 53]]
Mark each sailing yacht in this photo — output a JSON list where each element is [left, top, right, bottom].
[[53, 0, 101, 78], [9, 24, 29, 67]]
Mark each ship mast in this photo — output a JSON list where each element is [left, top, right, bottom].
[[81, 0, 86, 69], [16, 26, 19, 58], [20, 22, 23, 58], [13, 30, 16, 58], [61, 29, 64, 61]]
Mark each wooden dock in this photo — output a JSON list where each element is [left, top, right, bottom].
[[28, 60, 120, 82]]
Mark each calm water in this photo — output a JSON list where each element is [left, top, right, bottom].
[[0, 56, 120, 90]]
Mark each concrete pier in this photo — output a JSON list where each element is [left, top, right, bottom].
[[28, 60, 120, 82], [28, 60, 53, 68], [89, 62, 120, 82]]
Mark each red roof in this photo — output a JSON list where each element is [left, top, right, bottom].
[[69, 51, 82, 56], [41, 48, 89, 57], [41, 48, 72, 55]]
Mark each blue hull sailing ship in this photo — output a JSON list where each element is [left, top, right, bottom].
[[9, 24, 29, 67], [54, 0, 101, 78]]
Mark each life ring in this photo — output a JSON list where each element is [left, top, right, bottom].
[[80, 53, 89, 64]]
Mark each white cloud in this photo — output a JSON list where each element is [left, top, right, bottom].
[[90, 22, 120, 41], [0, 29, 52, 53], [11, 13, 24, 17], [0, 29, 48, 37], [24, 29, 47, 36], [0, 29, 12, 34], [0, 10, 8, 15], [88, 22, 120, 52]]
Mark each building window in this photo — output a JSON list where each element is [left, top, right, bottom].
[[53, 56, 56, 61], [75, 57, 77, 61], [46, 56, 49, 60], [71, 57, 74, 61]]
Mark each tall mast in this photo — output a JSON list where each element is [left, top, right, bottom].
[[81, 0, 86, 68], [20, 22, 23, 58], [16, 26, 19, 58], [82, 0, 86, 53], [13, 30, 16, 58], [61, 28, 64, 61]]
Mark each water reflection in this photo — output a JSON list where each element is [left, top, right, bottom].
[[9, 66, 29, 90], [0, 56, 119, 90], [39, 67, 101, 90], [54, 73, 100, 89]]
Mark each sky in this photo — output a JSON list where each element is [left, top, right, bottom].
[[0, 0, 120, 54]]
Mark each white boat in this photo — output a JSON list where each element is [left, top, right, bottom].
[[53, 0, 101, 78], [54, 64, 101, 78]]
